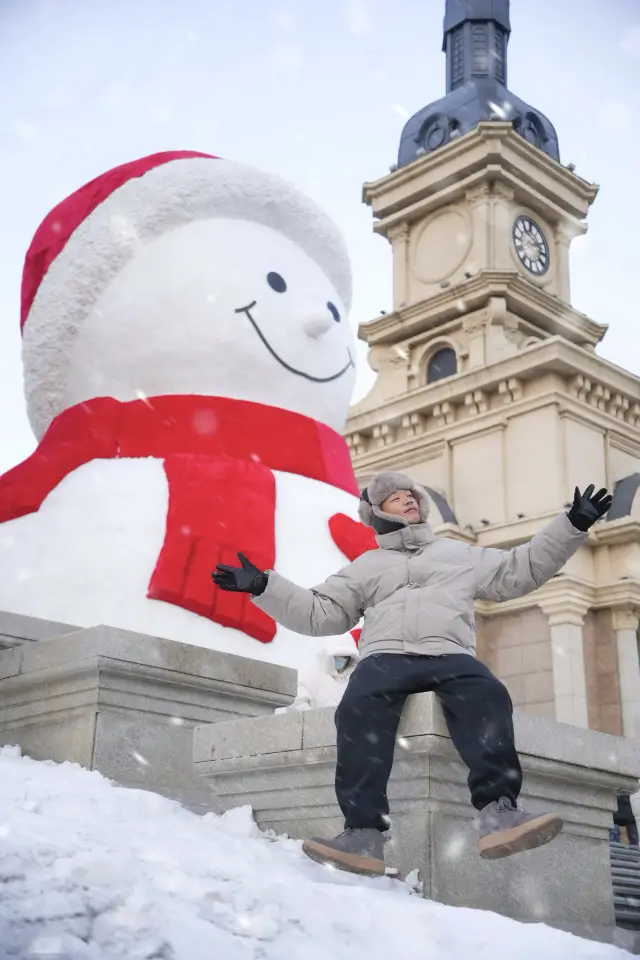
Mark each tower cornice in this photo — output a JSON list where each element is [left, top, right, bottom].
[[358, 270, 607, 348], [365, 123, 598, 225]]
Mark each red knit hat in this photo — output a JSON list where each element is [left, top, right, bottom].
[[20, 150, 353, 438], [21, 151, 214, 332]]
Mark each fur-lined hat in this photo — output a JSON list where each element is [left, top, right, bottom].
[[358, 470, 430, 528]]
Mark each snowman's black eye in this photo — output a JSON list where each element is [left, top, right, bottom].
[[267, 272, 287, 293], [327, 301, 341, 323]]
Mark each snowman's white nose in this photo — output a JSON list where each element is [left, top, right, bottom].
[[303, 312, 334, 340]]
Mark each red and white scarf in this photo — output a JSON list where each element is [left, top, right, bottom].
[[0, 395, 376, 643]]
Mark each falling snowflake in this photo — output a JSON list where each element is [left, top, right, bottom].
[[442, 833, 466, 860], [393, 104, 410, 119], [132, 752, 149, 767], [487, 100, 511, 120], [193, 409, 218, 436], [396, 736, 410, 750]]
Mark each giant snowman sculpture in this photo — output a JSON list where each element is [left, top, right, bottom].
[[0, 150, 377, 694]]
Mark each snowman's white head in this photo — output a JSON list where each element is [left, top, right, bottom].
[[20, 152, 355, 438]]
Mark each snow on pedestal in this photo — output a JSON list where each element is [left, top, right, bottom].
[[194, 692, 640, 944], [0, 746, 631, 959]]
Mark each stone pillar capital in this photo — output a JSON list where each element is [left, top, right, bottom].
[[465, 183, 491, 207], [537, 596, 590, 627], [387, 222, 410, 244], [613, 607, 640, 632]]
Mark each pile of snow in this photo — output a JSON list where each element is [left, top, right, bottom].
[[0, 747, 627, 959]]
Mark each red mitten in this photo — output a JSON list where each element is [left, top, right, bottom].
[[329, 513, 378, 562]]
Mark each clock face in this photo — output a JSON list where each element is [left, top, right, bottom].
[[512, 215, 549, 276]]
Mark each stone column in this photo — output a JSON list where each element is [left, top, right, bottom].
[[613, 608, 640, 739], [554, 221, 582, 303], [387, 222, 410, 309], [539, 599, 590, 728], [491, 182, 515, 270], [465, 183, 491, 271]]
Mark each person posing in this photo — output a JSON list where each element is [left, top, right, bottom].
[[213, 472, 612, 877]]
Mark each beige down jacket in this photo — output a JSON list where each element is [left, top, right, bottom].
[[252, 513, 586, 659]]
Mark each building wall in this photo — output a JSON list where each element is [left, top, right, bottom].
[[583, 608, 622, 735], [476, 607, 554, 719]]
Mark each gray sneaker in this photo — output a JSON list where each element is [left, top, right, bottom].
[[302, 828, 386, 876], [477, 797, 563, 860]]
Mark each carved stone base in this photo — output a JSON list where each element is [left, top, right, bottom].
[[194, 693, 640, 932], [0, 623, 296, 813]]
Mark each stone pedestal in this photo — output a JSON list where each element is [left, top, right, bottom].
[[0, 610, 78, 649], [0, 624, 296, 813], [194, 693, 640, 932]]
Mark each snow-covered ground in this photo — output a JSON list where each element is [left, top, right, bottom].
[[0, 747, 628, 960]]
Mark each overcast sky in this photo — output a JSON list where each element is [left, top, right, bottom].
[[1, 0, 639, 474]]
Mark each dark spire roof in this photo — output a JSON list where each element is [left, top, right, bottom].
[[397, 0, 559, 167]]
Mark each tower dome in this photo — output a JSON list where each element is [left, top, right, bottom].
[[397, 0, 560, 167]]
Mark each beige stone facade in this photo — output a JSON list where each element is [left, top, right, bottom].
[[346, 121, 640, 736]]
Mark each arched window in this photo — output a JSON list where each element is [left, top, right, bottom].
[[427, 347, 457, 384]]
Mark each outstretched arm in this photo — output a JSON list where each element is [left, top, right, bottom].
[[474, 485, 611, 603], [213, 554, 365, 637]]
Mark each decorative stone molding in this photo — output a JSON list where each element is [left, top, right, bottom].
[[492, 182, 515, 202], [498, 377, 523, 404], [537, 595, 590, 627], [465, 182, 491, 206], [372, 422, 396, 448], [613, 608, 640, 632], [433, 401, 455, 426], [464, 390, 488, 416], [387, 222, 410, 244], [401, 413, 427, 438], [345, 432, 369, 456], [555, 221, 583, 245], [462, 311, 488, 335], [486, 296, 508, 325], [568, 374, 640, 426]]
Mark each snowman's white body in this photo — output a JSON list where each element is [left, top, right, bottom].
[[0, 459, 361, 672], [1, 155, 364, 679]]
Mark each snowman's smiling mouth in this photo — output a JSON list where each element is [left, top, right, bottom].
[[234, 300, 354, 382]]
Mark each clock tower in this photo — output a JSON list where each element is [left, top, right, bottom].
[[346, 0, 640, 737]]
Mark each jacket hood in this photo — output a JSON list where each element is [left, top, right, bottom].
[[358, 470, 430, 529]]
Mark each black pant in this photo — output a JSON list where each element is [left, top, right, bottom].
[[334, 653, 522, 831]]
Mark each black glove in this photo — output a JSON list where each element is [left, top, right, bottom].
[[567, 484, 612, 532], [212, 553, 268, 595]]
